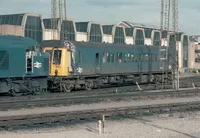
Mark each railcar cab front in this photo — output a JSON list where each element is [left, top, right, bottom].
[[42, 40, 74, 77]]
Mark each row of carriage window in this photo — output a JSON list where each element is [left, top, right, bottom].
[[102, 53, 158, 63], [78, 51, 162, 64]]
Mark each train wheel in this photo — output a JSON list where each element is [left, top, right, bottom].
[[32, 87, 41, 95], [63, 82, 73, 92], [85, 80, 94, 91], [10, 84, 22, 97]]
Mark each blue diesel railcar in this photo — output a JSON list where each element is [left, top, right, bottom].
[[43, 40, 172, 92], [0, 35, 49, 96]]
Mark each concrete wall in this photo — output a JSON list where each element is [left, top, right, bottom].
[[177, 41, 183, 70], [0, 25, 24, 36], [161, 39, 168, 46], [76, 32, 88, 42], [125, 37, 134, 45], [102, 34, 113, 43], [43, 29, 60, 40], [144, 38, 152, 46], [188, 42, 200, 70]]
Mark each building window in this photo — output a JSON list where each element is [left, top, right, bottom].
[[61, 20, 75, 41], [125, 28, 134, 37], [114, 27, 125, 44], [135, 29, 144, 45], [25, 16, 43, 43], [103, 25, 112, 35], [153, 32, 161, 46], [169, 34, 175, 46], [89, 24, 102, 42], [144, 29, 152, 38], [75, 22, 88, 32]]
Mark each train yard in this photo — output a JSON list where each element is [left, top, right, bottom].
[[1, 0, 200, 137]]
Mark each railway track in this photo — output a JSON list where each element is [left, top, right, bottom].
[[0, 87, 200, 110], [1, 98, 200, 128]]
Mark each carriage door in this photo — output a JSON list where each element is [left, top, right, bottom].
[[148, 47, 152, 82], [95, 53, 101, 74]]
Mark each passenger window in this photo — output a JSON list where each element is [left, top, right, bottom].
[[107, 53, 110, 63], [78, 51, 82, 64], [140, 54, 143, 61], [150, 54, 152, 61], [118, 53, 123, 63], [103, 53, 106, 63], [111, 53, 115, 63], [53, 50, 62, 65], [95, 53, 100, 64], [145, 54, 148, 62], [152, 54, 155, 61], [131, 53, 134, 62], [135, 54, 138, 62], [124, 54, 127, 63], [127, 53, 131, 62], [160, 49, 167, 59], [155, 55, 158, 61]]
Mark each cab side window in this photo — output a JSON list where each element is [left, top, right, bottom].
[[53, 50, 62, 65]]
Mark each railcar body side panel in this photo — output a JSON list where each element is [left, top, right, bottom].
[[0, 35, 49, 94], [42, 40, 172, 78]]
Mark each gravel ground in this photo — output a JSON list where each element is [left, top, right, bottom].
[[1, 112, 200, 138]]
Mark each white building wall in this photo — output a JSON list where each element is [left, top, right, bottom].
[[144, 38, 152, 46], [177, 41, 183, 70], [188, 42, 196, 69], [125, 37, 134, 45], [43, 29, 60, 40], [161, 39, 168, 46], [102, 34, 113, 43], [188, 42, 200, 70], [76, 32, 88, 42], [0, 25, 24, 36]]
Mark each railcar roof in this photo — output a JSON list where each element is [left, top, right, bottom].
[[0, 35, 40, 48], [42, 40, 161, 50]]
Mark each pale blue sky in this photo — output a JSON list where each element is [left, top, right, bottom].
[[1, 0, 200, 34]]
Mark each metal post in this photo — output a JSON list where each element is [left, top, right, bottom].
[[160, 0, 164, 31], [172, 0, 179, 90], [98, 120, 102, 135], [102, 114, 105, 133]]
